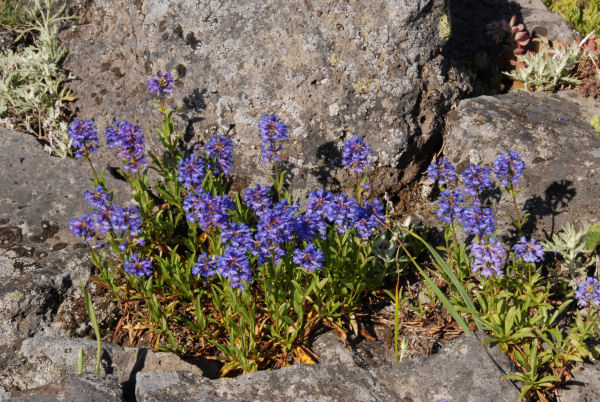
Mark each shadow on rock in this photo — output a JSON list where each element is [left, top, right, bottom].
[[179, 87, 207, 146], [522, 180, 577, 240]]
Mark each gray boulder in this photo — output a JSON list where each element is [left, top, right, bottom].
[[560, 362, 600, 402], [4, 374, 123, 402], [0, 127, 133, 345], [135, 333, 516, 401], [59, 0, 460, 201], [0, 336, 215, 395], [436, 90, 600, 239]]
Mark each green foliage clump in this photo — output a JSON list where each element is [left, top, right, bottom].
[[544, 0, 600, 37], [0, 0, 29, 29], [0, 0, 75, 157]]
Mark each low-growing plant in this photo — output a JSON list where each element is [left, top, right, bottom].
[[402, 152, 600, 400], [0, 0, 29, 29], [69, 72, 391, 374], [487, 15, 531, 68], [0, 0, 75, 157], [544, 0, 600, 37], [506, 38, 582, 91]]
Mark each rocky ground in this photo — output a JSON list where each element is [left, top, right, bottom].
[[1, 0, 600, 400]]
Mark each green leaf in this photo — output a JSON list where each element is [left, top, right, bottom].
[[586, 221, 600, 251], [76, 347, 84, 375], [80, 280, 102, 374]]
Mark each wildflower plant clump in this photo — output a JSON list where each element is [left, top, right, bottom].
[[419, 153, 600, 400], [69, 73, 388, 374]]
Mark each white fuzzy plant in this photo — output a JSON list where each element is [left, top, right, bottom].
[[0, 0, 75, 157], [506, 38, 582, 92]]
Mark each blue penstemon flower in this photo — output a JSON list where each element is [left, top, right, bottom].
[[342, 136, 372, 175], [205, 135, 234, 176], [459, 199, 495, 236], [105, 120, 148, 173], [471, 237, 505, 278], [461, 163, 493, 197], [436, 189, 464, 224], [69, 118, 99, 159], [513, 237, 544, 263], [575, 277, 600, 308], [147, 71, 174, 98], [427, 157, 457, 186], [177, 153, 206, 190], [293, 242, 325, 271], [84, 185, 112, 209], [493, 150, 525, 187], [124, 254, 153, 277], [259, 114, 288, 163], [69, 214, 96, 241]]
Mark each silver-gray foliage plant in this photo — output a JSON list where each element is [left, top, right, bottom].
[[0, 0, 75, 157]]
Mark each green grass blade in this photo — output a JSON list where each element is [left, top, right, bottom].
[[80, 279, 102, 374], [76, 347, 84, 375]]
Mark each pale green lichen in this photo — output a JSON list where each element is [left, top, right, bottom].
[[438, 10, 451, 41], [329, 52, 341, 67]]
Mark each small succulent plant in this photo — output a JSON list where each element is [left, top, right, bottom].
[[487, 15, 531, 66]]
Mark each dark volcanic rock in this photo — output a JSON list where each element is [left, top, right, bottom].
[[437, 90, 600, 240], [60, 0, 461, 202]]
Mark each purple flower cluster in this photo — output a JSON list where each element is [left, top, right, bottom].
[[324, 193, 359, 232], [259, 114, 288, 163], [221, 222, 254, 253], [216, 247, 253, 289], [105, 120, 148, 173], [124, 254, 153, 277], [69, 214, 95, 241], [84, 185, 112, 209], [147, 71, 174, 97], [177, 153, 206, 190], [243, 184, 272, 212], [459, 199, 495, 236], [205, 135, 234, 176], [341, 136, 372, 174], [436, 189, 464, 223], [254, 200, 298, 264], [183, 191, 233, 230], [427, 158, 457, 186], [575, 277, 600, 308], [192, 253, 216, 277], [193, 249, 252, 290], [493, 150, 525, 187], [69, 119, 99, 159], [471, 237, 505, 278], [293, 242, 325, 271], [71, 185, 144, 249], [513, 237, 545, 263], [462, 163, 493, 196]]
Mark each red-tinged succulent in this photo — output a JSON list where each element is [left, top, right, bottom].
[[487, 15, 531, 67]]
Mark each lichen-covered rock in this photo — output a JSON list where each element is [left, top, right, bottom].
[[439, 90, 600, 238], [60, 0, 461, 202]]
